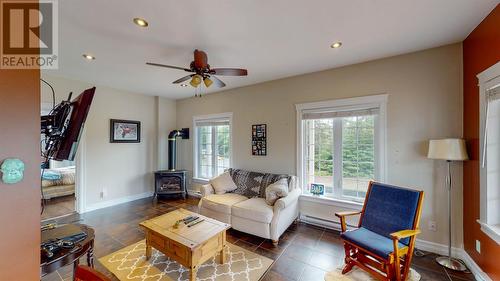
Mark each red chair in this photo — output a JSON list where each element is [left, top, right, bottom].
[[74, 265, 111, 281]]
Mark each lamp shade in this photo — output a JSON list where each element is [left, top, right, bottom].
[[204, 77, 213, 87], [427, 139, 468, 161]]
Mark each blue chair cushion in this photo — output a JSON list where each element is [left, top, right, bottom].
[[361, 182, 421, 245], [341, 227, 406, 259]]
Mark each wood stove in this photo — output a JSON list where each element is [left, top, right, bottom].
[[154, 170, 187, 199], [154, 128, 189, 199]]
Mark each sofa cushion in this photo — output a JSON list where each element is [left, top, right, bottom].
[[200, 193, 248, 215], [210, 171, 238, 194], [228, 168, 290, 198], [341, 227, 406, 260], [232, 198, 274, 223]]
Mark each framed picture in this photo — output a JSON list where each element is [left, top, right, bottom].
[[110, 119, 141, 143], [252, 124, 267, 156]]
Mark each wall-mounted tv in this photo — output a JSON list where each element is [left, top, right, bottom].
[[41, 87, 95, 161]]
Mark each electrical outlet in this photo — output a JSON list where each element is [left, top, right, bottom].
[[475, 240, 481, 253], [428, 220, 437, 232]]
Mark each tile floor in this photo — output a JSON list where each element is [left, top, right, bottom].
[[41, 196, 475, 281], [41, 195, 76, 221]]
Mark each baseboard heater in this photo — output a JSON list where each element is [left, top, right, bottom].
[[300, 214, 357, 231]]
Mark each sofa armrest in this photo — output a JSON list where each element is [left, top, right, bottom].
[[200, 183, 215, 197], [274, 188, 301, 210]]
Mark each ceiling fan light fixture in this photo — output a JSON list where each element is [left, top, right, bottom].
[[204, 77, 213, 87], [82, 54, 95, 60], [133, 18, 148, 27], [190, 75, 202, 87]]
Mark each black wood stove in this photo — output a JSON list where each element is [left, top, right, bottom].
[[154, 128, 189, 199]]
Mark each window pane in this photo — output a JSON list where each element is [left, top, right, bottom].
[[342, 115, 375, 199], [197, 126, 213, 179], [200, 154, 211, 166], [196, 120, 231, 179], [215, 125, 230, 176], [200, 165, 212, 179], [304, 119, 334, 195]]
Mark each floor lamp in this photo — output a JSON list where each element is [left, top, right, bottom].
[[427, 138, 468, 271]]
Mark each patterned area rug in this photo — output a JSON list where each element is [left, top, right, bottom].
[[99, 240, 273, 281], [325, 267, 421, 281]]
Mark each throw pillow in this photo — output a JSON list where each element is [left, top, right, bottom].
[[265, 178, 289, 206], [259, 173, 290, 198], [210, 171, 238, 194]]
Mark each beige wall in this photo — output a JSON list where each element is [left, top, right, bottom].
[[176, 43, 464, 247], [156, 96, 177, 170], [41, 75, 176, 210]]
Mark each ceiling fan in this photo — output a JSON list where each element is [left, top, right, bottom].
[[146, 49, 248, 89]]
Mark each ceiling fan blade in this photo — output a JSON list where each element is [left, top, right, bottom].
[[210, 75, 226, 88], [210, 68, 248, 76], [146, 62, 192, 72], [193, 49, 208, 70], [173, 74, 194, 84]]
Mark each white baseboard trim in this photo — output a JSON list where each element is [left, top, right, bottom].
[[414, 239, 491, 281], [299, 216, 491, 281], [457, 250, 492, 281], [83, 191, 154, 213], [414, 239, 463, 258]]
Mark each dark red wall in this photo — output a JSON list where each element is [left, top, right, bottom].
[[463, 4, 500, 280], [0, 1, 41, 278], [0, 71, 41, 279]]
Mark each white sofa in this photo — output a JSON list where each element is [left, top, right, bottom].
[[198, 170, 300, 245]]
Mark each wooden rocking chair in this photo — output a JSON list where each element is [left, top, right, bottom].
[[335, 181, 424, 281]]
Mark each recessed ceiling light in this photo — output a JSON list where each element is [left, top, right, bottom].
[[133, 18, 148, 27], [180, 84, 188, 87], [331, 42, 342, 48], [82, 54, 95, 60]]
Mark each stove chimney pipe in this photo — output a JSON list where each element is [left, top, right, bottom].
[[167, 128, 189, 171]]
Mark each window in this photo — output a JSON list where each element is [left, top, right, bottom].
[[478, 61, 500, 244], [193, 113, 232, 180], [297, 95, 387, 202]]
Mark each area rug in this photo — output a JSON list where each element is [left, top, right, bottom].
[[325, 267, 421, 281], [99, 240, 273, 281]]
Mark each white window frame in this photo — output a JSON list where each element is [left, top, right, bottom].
[[193, 112, 233, 183], [478, 61, 500, 245], [296, 94, 388, 204]]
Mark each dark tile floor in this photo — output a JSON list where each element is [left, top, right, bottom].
[[41, 196, 475, 281]]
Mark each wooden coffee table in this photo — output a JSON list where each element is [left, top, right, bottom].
[[139, 208, 230, 281]]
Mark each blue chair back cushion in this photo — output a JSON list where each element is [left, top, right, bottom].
[[361, 182, 421, 245]]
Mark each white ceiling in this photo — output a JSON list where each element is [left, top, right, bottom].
[[44, 0, 499, 99]]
